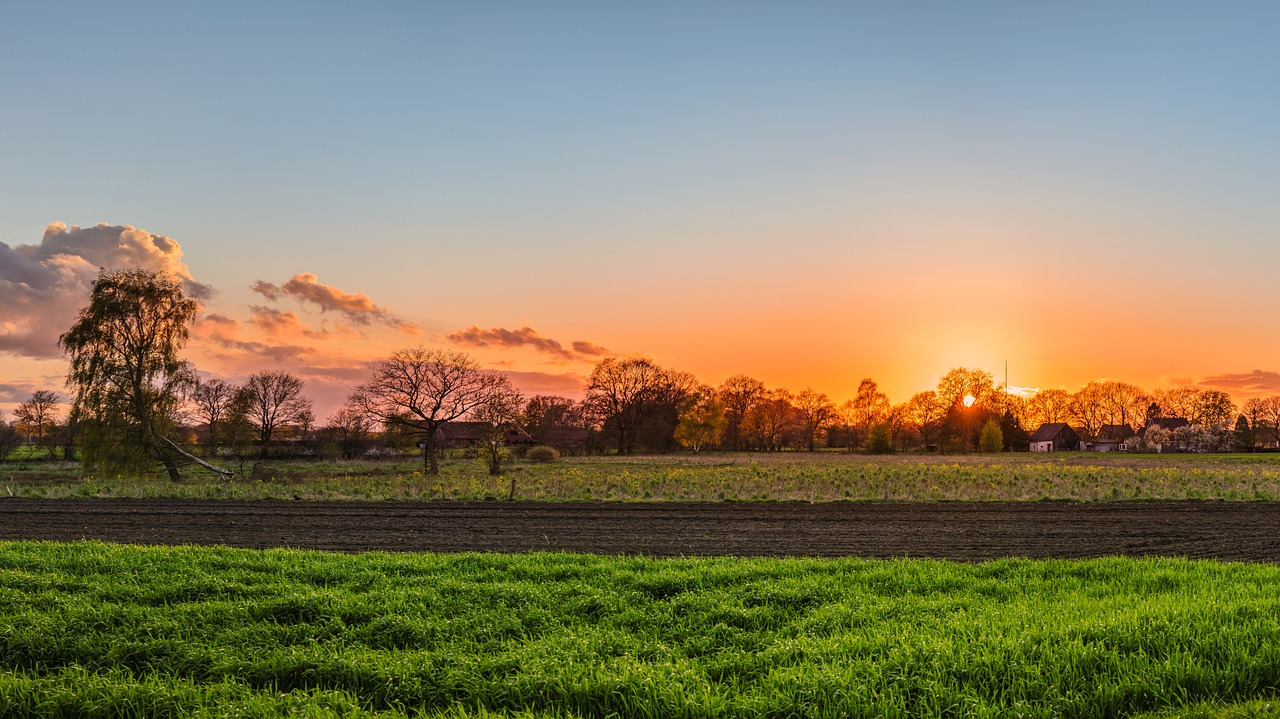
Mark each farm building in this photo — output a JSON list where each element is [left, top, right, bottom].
[[1029, 423, 1081, 452], [437, 421, 534, 448], [1089, 424, 1136, 452]]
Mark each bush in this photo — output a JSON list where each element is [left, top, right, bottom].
[[865, 425, 893, 454], [527, 445, 560, 463], [979, 419, 1004, 453]]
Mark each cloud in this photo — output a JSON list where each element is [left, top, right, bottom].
[[1195, 370, 1280, 395], [447, 325, 611, 363], [250, 272, 418, 334], [248, 306, 330, 342], [0, 222, 211, 359]]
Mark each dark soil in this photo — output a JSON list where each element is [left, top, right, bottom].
[[0, 499, 1271, 561]]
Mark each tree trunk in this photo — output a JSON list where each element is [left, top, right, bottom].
[[507, 473, 516, 501], [424, 430, 439, 475]]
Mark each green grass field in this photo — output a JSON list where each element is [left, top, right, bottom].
[[7, 451, 1280, 503], [2, 542, 1279, 718]]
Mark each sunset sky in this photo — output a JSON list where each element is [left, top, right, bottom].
[[3, 2, 1280, 417]]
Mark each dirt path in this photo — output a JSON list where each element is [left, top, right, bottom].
[[0, 499, 1270, 561]]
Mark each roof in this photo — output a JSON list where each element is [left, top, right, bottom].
[[1029, 423, 1073, 443], [438, 421, 533, 442], [1097, 424, 1136, 441], [1145, 417, 1190, 432]]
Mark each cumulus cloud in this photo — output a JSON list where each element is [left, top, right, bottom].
[[1195, 370, 1280, 395], [447, 325, 611, 363], [0, 222, 211, 359], [250, 272, 418, 334]]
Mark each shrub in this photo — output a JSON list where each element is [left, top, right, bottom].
[[527, 445, 560, 462], [979, 419, 1004, 453], [865, 425, 893, 454]]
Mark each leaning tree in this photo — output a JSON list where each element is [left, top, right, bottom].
[[349, 347, 511, 475], [59, 267, 230, 480]]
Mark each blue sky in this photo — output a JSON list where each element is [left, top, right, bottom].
[[3, 1, 1280, 412]]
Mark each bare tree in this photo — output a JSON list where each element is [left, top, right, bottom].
[[190, 378, 236, 455], [0, 411, 21, 462], [1027, 388, 1072, 427], [742, 389, 797, 452], [323, 405, 373, 460], [1261, 396, 1280, 449], [794, 388, 836, 452], [848, 379, 890, 445], [237, 371, 313, 458], [15, 390, 60, 458], [905, 391, 946, 449], [470, 381, 524, 489], [716, 375, 765, 451], [585, 357, 691, 454], [349, 347, 509, 475]]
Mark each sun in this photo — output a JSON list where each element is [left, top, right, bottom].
[[963, 394, 976, 407]]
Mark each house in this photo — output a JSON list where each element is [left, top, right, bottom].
[[1028, 423, 1081, 452], [437, 421, 534, 448], [1090, 424, 1136, 452]]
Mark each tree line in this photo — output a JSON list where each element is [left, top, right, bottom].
[[0, 268, 1271, 478]]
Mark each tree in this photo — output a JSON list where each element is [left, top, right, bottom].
[[848, 379, 890, 447], [1241, 397, 1267, 449], [1234, 415, 1255, 451], [237, 371, 313, 458], [865, 423, 893, 454], [905, 391, 946, 450], [322, 405, 373, 460], [1097, 381, 1150, 429], [1071, 381, 1108, 439], [585, 357, 693, 454], [1152, 387, 1201, 421], [794, 388, 836, 452], [741, 389, 797, 451], [674, 386, 726, 454], [470, 381, 524, 484], [349, 347, 509, 475], [524, 395, 586, 449], [716, 375, 765, 451], [58, 268, 228, 480], [1260, 396, 1280, 449], [14, 390, 60, 458], [1192, 390, 1235, 429], [1027, 388, 1072, 427], [0, 412, 21, 462], [189, 378, 236, 455], [978, 419, 1004, 453]]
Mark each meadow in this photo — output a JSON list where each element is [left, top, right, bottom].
[[0, 542, 1277, 718], [6, 451, 1280, 503]]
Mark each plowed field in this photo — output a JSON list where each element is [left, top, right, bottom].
[[2, 499, 1275, 561]]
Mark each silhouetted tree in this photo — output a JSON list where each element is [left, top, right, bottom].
[[349, 347, 510, 475]]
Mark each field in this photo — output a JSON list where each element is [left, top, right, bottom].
[[5, 499, 1280, 562], [3, 542, 1280, 718], [7, 451, 1280, 503]]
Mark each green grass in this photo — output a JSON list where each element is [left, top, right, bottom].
[[7, 451, 1280, 502], [3, 543, 1280, 717]]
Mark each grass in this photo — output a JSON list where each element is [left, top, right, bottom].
[[7, 451, 1280, 502], [3, 542, 1280, 717]]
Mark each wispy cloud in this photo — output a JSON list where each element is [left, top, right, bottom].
[[250, 272, 418, 334], [1195, 370, 1280, 395], [447, 325, 611, 363]]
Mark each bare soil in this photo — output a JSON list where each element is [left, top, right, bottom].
[[1, 499, 1272, 561]]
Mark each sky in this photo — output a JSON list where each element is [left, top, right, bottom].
[[3, 1, 1280, 418]]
